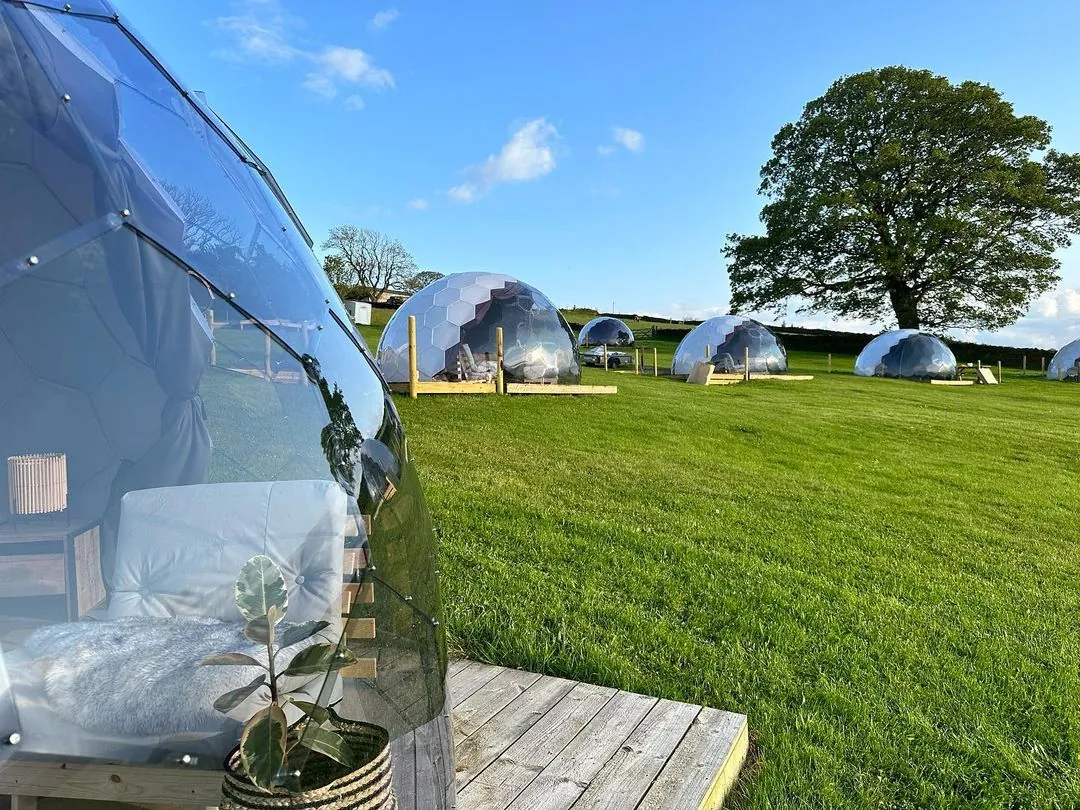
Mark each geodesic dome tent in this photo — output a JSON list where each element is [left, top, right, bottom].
[[671, 315, 787, 376], [0, 2, 453, 806], [377, 272, 581, 385], [1047, 337, 1080, 380], [578, 316, 635, 347], [854, 330, 957, 381]]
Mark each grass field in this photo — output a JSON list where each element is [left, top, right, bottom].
[[382, 339, 1080, 809]]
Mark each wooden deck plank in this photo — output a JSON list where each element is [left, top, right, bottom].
[[504, 690, 658, 810], [637, 707, 749, 810], [455, 675, 577, 788], [568, 698, 701, 810], [457, 681, 618, 810], [504, 384, 617, 396], [454, 668, 545, 742], [451, 661, 505, 708]]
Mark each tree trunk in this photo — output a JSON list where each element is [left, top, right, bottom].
[[887, 283, 921, 329]]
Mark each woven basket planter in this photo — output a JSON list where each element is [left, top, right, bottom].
[[221, 715, 395, 810]]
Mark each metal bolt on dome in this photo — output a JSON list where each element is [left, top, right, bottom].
[[62, 93, 71, 103], [121, 208, 131, 217], [27, 256, 39, 266], [6, 733, 20, 745]]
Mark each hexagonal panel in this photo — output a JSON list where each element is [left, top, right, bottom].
[[0, 382, 115, 495], [90, 358, 167, 459], [445, 274, 472, 289], [430, 322, 460, 351], [0, 277, 124, 391], [458, 284, 490, 306], [431, 287, 460, 307], [423, 306, 449, 329], [444, 300, 475, 327], [0, 329, 33, 409]]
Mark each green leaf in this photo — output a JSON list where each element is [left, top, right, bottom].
[[281, 620, 331, 648], [235, 555, 289, 622], [295, 727, 356, 769], [213, 674, 266, 713], [281, 643, 357, 677], [244, 616, 271, 645], [286, 699, 331, 725], [200, 652, 265, 668], [240, 704, 288, 791]]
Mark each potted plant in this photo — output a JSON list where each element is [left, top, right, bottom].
[[203, 555, 395, 809]]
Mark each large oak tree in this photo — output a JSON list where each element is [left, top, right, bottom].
[[725, 66, 1080, 330]]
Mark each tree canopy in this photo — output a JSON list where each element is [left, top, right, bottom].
[[725, 66, 1080, 331], [321, 226, 417, 302], [402, 270, 444, 294]]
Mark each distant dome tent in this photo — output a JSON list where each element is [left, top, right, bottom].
[[578, 317, 635, 347], [855, 330, 957, 380], [1047, 337, 1080, 380], [671, 316, 787, 376], [377, 272, 581, 385]]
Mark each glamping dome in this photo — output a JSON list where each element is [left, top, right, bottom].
[[578, 316, 635, 347], [855, 330, 957, 380], [377, 272, 581, 385], [0, 4, 453, 806], [1047, 338, 1080, 380], [671, 316, 787, 375]]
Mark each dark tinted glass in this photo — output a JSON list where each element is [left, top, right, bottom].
[[578, 316, 635, 347]]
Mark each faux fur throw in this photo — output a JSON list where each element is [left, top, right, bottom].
[[22, 616, 327, 737]]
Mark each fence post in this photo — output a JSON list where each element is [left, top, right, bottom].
[[603, 344, 608, 371], [828, 353, 832, 374], [496, 326, 504, 394], [636, 348, 641, 374], [1022, 355, 1027, 376], [653, 347, 658, 377], [998, 360, 1002, 383], [744, 347, 750, 381], [408, 315, 418, 399], [1041, 356, 1046, 374]]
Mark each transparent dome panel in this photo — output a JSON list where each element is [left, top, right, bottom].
[[378, 272, 581, 384], [854, 330, 956, 380], [12, 5, 355, 357], [1047, 337, 1080, 380], [578, 316, 635, 347], [671, 316, 787, 375], [0, 3, 451, 804]]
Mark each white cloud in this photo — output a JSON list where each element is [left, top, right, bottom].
[[597, 145, 615, 156], [612, 127, 645, 153], [448, 118, 559, 203], [212, 1, 393, 106], [407, 198, 429, 211], [343, 94, 366, 111], [316, 46, 394, 89], [1030, 287, 1080, 319], [369, 9, 399, 31]]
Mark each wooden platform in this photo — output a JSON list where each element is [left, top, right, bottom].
[[504, 383, 618, 396], [389, 381, 498, 395], [451, 660, 748, 810], [0, 661, 747, 810]]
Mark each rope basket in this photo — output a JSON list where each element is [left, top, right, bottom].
[[221, 714, 395, 810]]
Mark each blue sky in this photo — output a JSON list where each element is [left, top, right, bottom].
[[115, 0, 1080, 349]]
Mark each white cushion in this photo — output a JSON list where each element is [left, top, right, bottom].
[[108, 480, 347, 623]]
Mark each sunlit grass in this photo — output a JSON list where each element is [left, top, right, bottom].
[[393, 346, 1080, 808]]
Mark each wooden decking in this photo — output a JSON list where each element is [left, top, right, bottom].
[[0, 661, 748, 810], [450, 660, 748, 810]]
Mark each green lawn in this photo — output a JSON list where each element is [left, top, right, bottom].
[[389, 347, 1080, 808]]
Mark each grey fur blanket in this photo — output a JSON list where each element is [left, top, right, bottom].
[[22, 616, 327, 737]]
